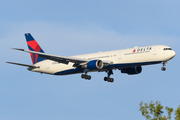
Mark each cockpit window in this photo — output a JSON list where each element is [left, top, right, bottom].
[[164, 48, 172, 50]]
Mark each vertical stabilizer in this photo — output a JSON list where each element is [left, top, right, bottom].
[[25, 33, 45, 64]]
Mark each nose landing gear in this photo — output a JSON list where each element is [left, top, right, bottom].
[[161, 61, 167, 71], [104, 70, 114, 83], [161, 67, 166, 71]]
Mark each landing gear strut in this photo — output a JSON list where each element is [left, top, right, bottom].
[[161, 61, 167, 71], [104, 70, 114, 83], [81, 73, 91, 80]]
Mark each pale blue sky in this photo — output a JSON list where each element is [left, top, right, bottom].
[[0, 0, 180, 120]]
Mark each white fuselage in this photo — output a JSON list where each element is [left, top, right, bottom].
[[30, 45, 176, 75]]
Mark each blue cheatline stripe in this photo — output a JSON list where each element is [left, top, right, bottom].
[[54, 68, 83, 75], [54, 61, 162, 75]]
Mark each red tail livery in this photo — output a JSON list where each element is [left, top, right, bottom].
[[25, 33, 45, 64]]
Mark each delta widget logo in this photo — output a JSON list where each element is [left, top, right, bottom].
[[132, 49, 136, 53], [132, 47, 152, 53]]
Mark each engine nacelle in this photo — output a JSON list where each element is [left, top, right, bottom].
[[121, 66, 142, 75], [82, 60, 103, 70]]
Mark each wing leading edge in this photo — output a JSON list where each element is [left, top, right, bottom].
[[12, 48, 112, 66]]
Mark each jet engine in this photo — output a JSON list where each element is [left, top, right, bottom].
[[82, 60, 103, 70], [121, 66, 142, 75]]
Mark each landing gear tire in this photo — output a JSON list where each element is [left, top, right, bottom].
[[104, 77, 114, 83], [81, 74, 91, 80], [110, 78, 114, 83], [87, 75, 91, 80], [107, 77, 110, 82], [161, 67, 166, 71], [81, 74, 85, 78], [107, 78, 114, 83], [104, 70, 114, 83]]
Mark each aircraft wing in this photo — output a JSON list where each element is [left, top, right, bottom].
[[12, 48, 112, 66]]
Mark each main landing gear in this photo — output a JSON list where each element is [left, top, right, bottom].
[[104, 70, 114, 83], [81, 73, 91, 80], [161, 61, 167, 71]]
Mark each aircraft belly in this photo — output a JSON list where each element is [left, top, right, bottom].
[[53, 61, 162, 75]]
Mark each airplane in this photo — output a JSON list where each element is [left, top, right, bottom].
[[6, 33, 176, 83]]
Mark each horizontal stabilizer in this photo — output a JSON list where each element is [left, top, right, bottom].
[[6, 62, 39, 68], [11, 48, 25, 51]]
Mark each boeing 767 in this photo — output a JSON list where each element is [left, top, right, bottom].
[[6, 33, 176, 83]]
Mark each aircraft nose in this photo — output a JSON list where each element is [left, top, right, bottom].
[[171, 50, 176, 58]]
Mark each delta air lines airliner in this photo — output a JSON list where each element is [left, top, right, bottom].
[[6, 33, 176, 83]]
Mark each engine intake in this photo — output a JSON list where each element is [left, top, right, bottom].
[[82, 60, 103, 70], [121, 66, 142, 75]]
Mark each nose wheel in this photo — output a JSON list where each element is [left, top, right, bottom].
[[161, 67, 166, 71], [104, 70, 114, 83], [161, 61, 167, 71]]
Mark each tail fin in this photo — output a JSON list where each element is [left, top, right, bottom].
[[25, 33, 45, 64]]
